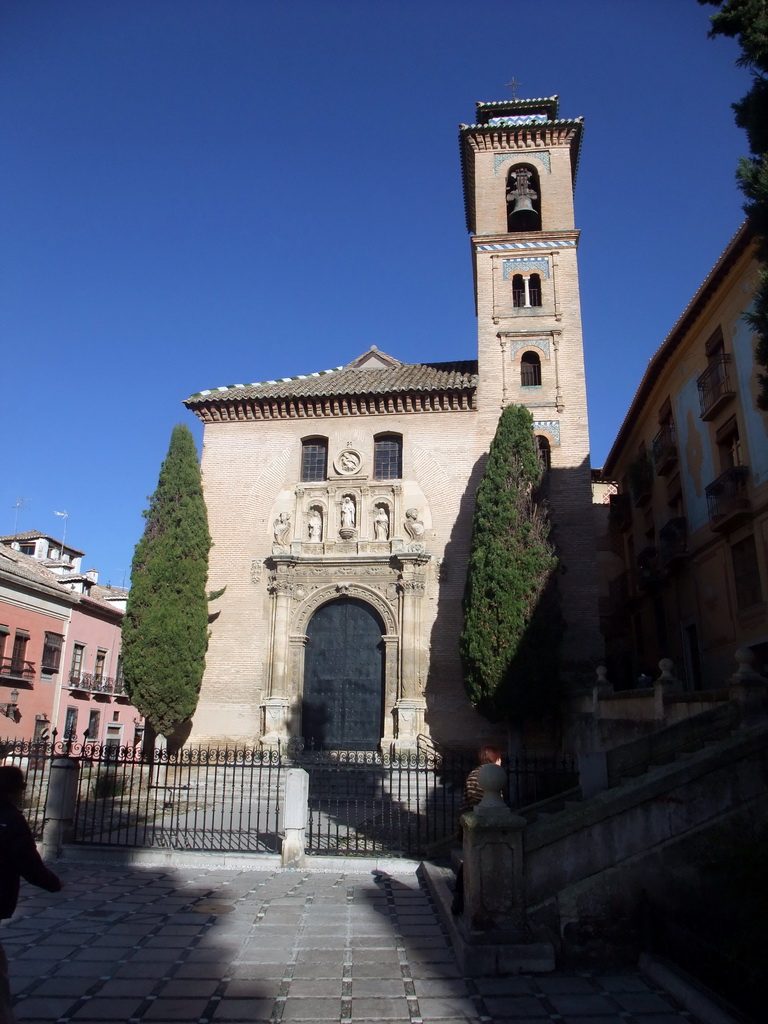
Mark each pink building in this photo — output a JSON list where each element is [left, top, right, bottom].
[[0, 531, 142, 749]]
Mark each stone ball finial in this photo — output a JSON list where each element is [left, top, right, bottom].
[[475, 763, 506, 810], [734, 647, 756, 677], [658, 658, 676, 681], [596, 665, 609, 685]]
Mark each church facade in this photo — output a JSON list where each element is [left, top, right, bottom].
[[185, 96, 600, 751]]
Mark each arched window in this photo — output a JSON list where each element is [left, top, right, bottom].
[[301, 437, 328, 482], [506, 164, 541, 232], [529, 273, 542, 307], [520, 351, 542, 387], [373, 434, 402, 479], [512, 274, 525, 308], [536, 435, 551, 472]]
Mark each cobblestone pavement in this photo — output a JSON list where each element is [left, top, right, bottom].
[[2, 861, 711, 1023]]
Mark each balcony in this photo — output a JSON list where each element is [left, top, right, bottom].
[[0, 658, 35, 683], [705, 465, 751, 531], [652, 424, 678, 475], [697, 354, 736, 420], [627, 452, 654, 507], [636, 546, 664, 590], [68, 671, 126, 697], [609, 492, 632, 531], [658, 516, 688, 568]]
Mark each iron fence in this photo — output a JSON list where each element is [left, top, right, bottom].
[[293, 746, 578, 857], [1, 734, 578, 857]]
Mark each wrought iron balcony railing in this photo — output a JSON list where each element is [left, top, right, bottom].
[[705, 465, 751, 529], [658, 516, 688, 567], [68, 671, 126, 697], [652, 424, 678, 475], [0, 658, 35, 682], [697, 354, 735, 419]]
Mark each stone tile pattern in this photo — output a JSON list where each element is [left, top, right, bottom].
[[2, 862, 705, 1023]]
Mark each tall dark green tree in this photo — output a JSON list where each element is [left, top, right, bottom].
[[123, 424, 211, 738], [460, 405, 561, 724], [702, 0, 768, 405]]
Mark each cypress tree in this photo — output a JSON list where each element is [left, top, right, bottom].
[[122, 424, 211, 738], [460, 405, 561, 724], [701, 0, 768, 405]]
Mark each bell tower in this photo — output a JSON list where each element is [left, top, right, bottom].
[[460, 96, 601, 662]]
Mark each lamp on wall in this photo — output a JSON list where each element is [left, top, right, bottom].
[[0, 689, 20, 720]]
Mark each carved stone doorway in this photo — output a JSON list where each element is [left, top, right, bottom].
[[302, 597, 385, 749]]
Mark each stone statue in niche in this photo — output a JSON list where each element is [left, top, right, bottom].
[[341, 496, 356, 529], [307, 509, 322, 542], [404, 508, 425, 541], [273, 511, 291, 547], [373, 506, 389, 540]]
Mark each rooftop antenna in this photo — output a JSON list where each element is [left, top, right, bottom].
[[11, 497, 30, 535], [53, 510, 69, 550], [506, 77, 523, 100]]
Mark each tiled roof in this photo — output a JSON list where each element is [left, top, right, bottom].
[[0, 530, 86, 557], [185, 353, 478, 405], [0, 545, 78, 603]]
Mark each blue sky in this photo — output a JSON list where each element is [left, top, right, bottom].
[[0, 0, 751, 584]]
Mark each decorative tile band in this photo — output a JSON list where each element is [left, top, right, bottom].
[[534, 420, 560, 445], [494, 151, 551, 175], [502, 258, 550, 279], [478, 239, 576, 251], [510, 338, 551, 360]]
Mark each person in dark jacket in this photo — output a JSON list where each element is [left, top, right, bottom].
[[451, 745, 503, 915], [0, 765, 62, 1024]]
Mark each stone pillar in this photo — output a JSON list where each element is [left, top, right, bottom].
[[282, 768, 309, 868], [393, 698, 426, 750], [729, 647, 768, 722], [261, 696, 292, 746], [461, 763, 528, 938], [396, 554, 430, 700], [42, 757, 80, 857], [382, 635, 400, 743]]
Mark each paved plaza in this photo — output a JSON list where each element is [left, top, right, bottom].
[[2, 859, 717, 1023]]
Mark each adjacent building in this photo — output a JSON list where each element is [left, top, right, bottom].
[[184, 96, 600, 751], [600, 223, 766, 689], [0, 531, 141, 748]]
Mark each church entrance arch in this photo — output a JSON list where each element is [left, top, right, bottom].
[[302, 597, 385, 750]]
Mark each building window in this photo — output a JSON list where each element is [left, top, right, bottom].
[[10, 632, 29, 674], [87, 710, 101, 741], [42, 632, 63, 673], [64, 706, 78, 741], [300, 438, 328, 482], [511, 273, 542, 309], [0, 627, 7, 663], [536, 435, 551, 471], [716, 417, 743, 471], [94, 649, 107, 682], [70, 643, 85, 681], [373, 434, 402, 480], [520, 351, 542, 387], [731, 535, 763, 610]]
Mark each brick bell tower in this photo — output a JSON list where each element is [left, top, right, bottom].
[[460, 96, 601, 665]]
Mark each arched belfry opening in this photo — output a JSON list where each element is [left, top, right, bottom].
[[506, 164, 541, 232], [302, 597, 385, 750]]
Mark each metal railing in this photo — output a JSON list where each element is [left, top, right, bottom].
[[697, 354, 734, 417], [68, 671, 126, 696], [0, 658, 35, 682], [705, 465, 750, 524], [652, 424, 677, 473], [0, 735, 578, 857]]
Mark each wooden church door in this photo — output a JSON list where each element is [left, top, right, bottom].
[[302, 598, 384, 750]]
